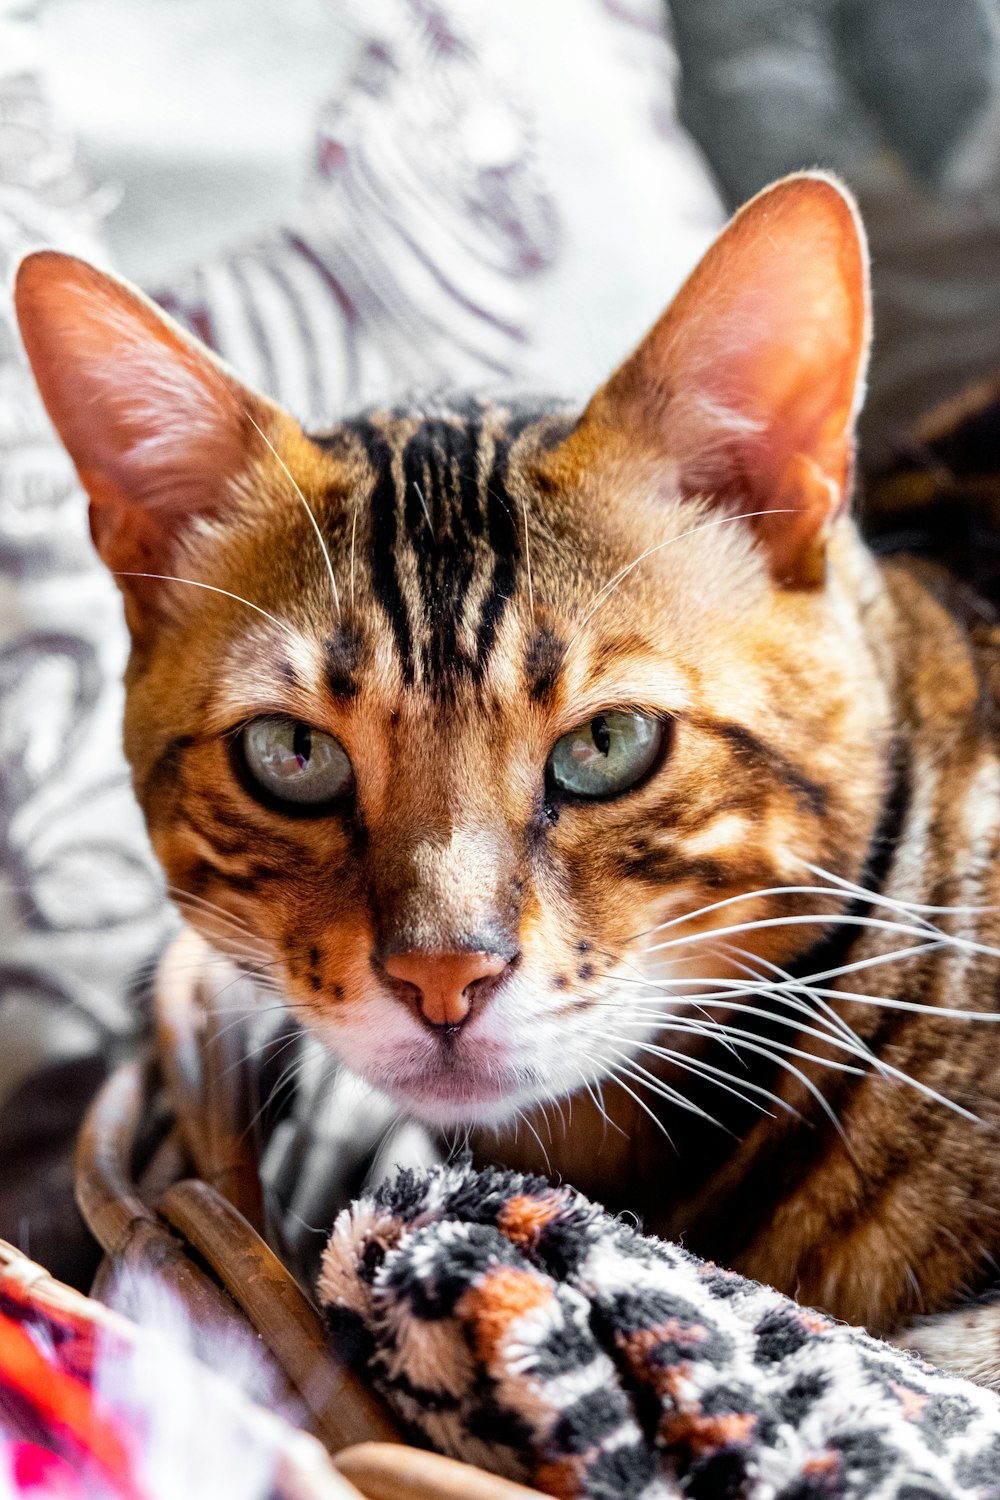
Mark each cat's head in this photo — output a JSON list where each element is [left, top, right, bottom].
[[15, 174, 891, 1126]]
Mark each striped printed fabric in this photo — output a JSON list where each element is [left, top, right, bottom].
[[320, 1163, 1000, 1499]]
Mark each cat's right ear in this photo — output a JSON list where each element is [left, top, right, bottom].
[[14, 250, 273, 592], [554, 173, 871, 589]]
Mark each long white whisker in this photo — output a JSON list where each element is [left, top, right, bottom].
[[792, 940, 952, 989], [614, 993, 987, 1127], [598, 1048, 732, 1134], [412, 478, 432, 533], [520, 489, 534, 621], [618, 953, 741, 1059], [635, 884, 969, 945], [596, 1032, 792, 1121], [718, 944, 875, 1058], [115, 572, 299, 641], [514, 1106, 551, 1172], [167, 886, 256, 931], [244, 408, 341, 620], [644, 912, 1000, 961], [801, 859, 993, 920], [350, 498, 360, 612], [637, 940, 948, 995], [788, 980, 1000, 1023], [590, 1058, 678, 1148], [576, 1067, 625, 1138], [618, 1019, 860, 1143], [565, 509, 796, 658]]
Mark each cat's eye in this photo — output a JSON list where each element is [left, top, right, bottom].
[[239, 718, 354, 808], [547, 712, 665, 800]]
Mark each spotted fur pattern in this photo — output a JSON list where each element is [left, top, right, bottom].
[[319, 1162, 1000, 1499]]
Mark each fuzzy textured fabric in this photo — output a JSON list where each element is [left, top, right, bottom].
[[319, 1163, 1000, 1499]]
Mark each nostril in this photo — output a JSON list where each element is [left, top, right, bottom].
[[382, 948, 514, 1030]]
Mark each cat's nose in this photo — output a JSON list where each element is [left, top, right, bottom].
[[382, 948, 511, 1030]]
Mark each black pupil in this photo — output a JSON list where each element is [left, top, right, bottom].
[[592, 716, 611, 757], [292, 722, 312, 764]]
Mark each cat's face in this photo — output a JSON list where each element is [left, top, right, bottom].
[[15, 174, 889, 1126]]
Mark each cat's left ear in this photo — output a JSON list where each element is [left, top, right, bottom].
[[14, 250, 280, 590], [573, 172, 871, 586]]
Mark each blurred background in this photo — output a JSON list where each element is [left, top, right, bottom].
[[4, 0, 1000, 1282]]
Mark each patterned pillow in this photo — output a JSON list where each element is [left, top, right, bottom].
[[0, 0, 169, 1282]]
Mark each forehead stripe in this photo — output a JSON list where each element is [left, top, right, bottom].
[[349, 419, 415, 685], [474, 433, 519, 678]]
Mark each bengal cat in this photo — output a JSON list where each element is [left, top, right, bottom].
[[15, 173, 1000, 1384]]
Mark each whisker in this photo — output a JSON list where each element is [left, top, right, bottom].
[[114, 571, 299, 641], [719, 943, 879, 1067], [643, 911, 1000, 960], [634, 884, 963, 945], [520, 488, 534, 621], [589, 1057, 677, 1149], [618, 952, 741, 1059], [241, 1043, 322, 1146], [800, 859, 993, 920], [595, 1032, 792, 1121], [514, 1107, 551, 1173], [412, 478, 433, 533], [167, 887, 256, 930], [598, 1048, 732, 1134], [613, 991, 986, 1127], [349, 497, 360, 612], [564, 509, 796, 661], [624, 1017, 860, 1144], [576, 1067, 626, 1139], [244, 408, 341, 620], [772, 939, 951, 991]]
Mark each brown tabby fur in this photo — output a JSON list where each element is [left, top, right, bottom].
[[16, 173, 1000, 1383]]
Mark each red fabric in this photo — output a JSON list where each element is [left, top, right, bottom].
[[0, 1308, 143, 1499], [10, 1443, 85, 1497]]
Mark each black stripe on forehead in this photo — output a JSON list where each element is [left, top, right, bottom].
[[325, 620, 364, 698], [339, 411, 526, 692], [476, 429, 519, 675], [403, 417, 484, 684], [524, 625, 566, 703], [340, 419, 415, 685]]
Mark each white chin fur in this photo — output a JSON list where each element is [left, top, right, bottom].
[[310, 972, 671, 1132]]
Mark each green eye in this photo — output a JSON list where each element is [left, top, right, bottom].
[[547, 712, 664, 799], [240, 718, 354, 807]]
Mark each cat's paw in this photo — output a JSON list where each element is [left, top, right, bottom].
[[894, 1301, 1000, 1390]]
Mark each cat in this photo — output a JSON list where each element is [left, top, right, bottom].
[[15, 171, 1000, 1385]]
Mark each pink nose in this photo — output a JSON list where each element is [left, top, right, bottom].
[[383, 949, 510, 1029]]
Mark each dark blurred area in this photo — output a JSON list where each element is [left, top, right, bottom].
[[666, 0, 1000, 462]]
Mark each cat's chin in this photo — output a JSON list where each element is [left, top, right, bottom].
[[377, 1069, 542, 1128]]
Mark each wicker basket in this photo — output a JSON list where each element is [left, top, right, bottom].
[[74, 926, 545, 1500]]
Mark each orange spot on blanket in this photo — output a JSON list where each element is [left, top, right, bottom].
[[497, 1193, 563, 1249], [460, 1265, 554, 1364]]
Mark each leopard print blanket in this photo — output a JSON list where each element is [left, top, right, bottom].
[[318, 1163, 1000, 1499]]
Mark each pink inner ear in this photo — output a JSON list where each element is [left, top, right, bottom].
[[14, 251, 257, 576], [592, 174, 870, 583]]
